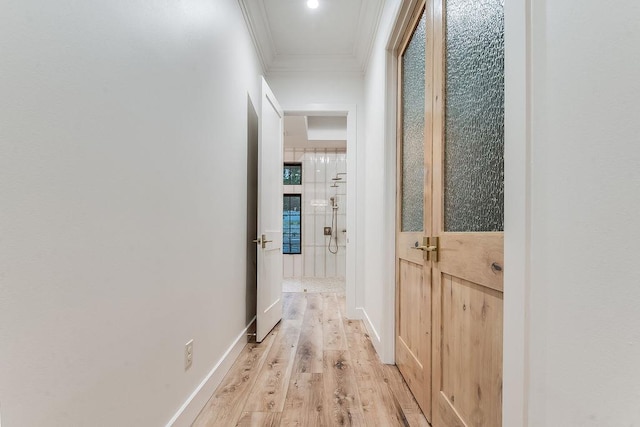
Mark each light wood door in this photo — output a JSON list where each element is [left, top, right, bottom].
[[430, 0, 505, 425], [256, 77, 284, 343], [395, 1, 433, 420], [395, 0, 505, 425]]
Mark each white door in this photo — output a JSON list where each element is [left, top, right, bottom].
[[255, 77, 284, 343]]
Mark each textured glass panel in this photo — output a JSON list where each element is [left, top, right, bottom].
[[401, 11, 426, 232], [444, 0, 504, 232]]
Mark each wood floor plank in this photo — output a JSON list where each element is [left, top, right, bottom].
[[343, 317, 365, 335], [351, 345, 407, 425], [243, 319, 302, 412], [404, 413, 432, 427], [323, 293, 347, 351], [192, 330, 276, 427], [283, 291, 307, 320], [280, 373, 324, 426], [235, 411, 281, 427], [294, 294, 324, 374], [382, 365, 428, 418], [193, 289, 429, 427], [323, 350, 366, 426]]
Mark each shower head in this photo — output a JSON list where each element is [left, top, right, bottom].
[[330, 183, 339, 188], [332, 173, 347, 181], [332, 177, 342, 181]]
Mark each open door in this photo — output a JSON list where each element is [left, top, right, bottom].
[[255, 77, 284, 343]]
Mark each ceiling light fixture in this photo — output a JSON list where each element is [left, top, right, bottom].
[[307, 0, 319, 9]]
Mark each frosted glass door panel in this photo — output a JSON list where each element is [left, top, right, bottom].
[[444, 0, 504, 232], [400, 11, 427, 233]]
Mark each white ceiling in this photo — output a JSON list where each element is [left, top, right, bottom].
[[284, 116, 347, 149], [238, 0, 385, 74]]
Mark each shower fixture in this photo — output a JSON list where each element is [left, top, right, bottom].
[[328, 197, 339, 254], [327, 173, 346, 254]]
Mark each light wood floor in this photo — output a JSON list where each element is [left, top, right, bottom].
[[193, 292, 429, 427]]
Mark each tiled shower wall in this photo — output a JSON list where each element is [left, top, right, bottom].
[[283, 148, 347, 278]]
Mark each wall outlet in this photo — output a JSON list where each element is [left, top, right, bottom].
[[185, 339, 194, 370]]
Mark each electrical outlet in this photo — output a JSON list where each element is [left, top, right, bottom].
[[185, 339, 194, 370]]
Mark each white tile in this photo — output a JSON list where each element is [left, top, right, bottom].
[[315, 251, 326, 277], [337, 154, 347, 174], [293, 255, 303, 278], [303, 215, 315, 246], [337, 214, 347, 235], [337, 252, 346, 277], [316, 214, 329, 243], [303, 246, 315, 277], [284, 150, 294, 162], [326, 153, 336, 180], [313, 155, 324, 183], [326, 252, 337, 277], [283, 255, 294, 278], [303, 155, 315, 183]]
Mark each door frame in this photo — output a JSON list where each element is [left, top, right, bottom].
[[280, 103, 359, 321], [381, 0, 530, 425]]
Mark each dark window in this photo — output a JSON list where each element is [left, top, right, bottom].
[[283, 194, 301, 254], [283, 163, 302, 185]]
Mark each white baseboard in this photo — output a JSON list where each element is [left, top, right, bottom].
[[166, 317, 255, 427], [357, 307, 383, 355]]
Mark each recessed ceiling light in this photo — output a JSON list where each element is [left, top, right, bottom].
[[307, 0, 319, 9]]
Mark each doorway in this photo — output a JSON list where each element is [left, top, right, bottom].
[[282, 115, 348, 293], [280, 106, 358, 320]]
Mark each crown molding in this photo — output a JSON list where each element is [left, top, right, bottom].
[[353, 0, 385, 73], [238, 0, 384, 75]]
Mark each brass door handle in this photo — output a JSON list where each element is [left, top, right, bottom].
[[410, 237, 439, 262], [411, 245, 437, 251], [252, 238, 261, 243]]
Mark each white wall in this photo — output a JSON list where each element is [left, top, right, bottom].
[[0, 1, 262, 425], [361, 0, 402, 362], [283, 149, 347, 279], [516, 0, 640, 425]]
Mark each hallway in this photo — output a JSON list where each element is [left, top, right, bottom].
[[193, 292, 428, 426]]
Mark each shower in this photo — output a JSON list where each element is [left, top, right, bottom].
[[328, 173, 346, 254], [328, 196, 339, 254]]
